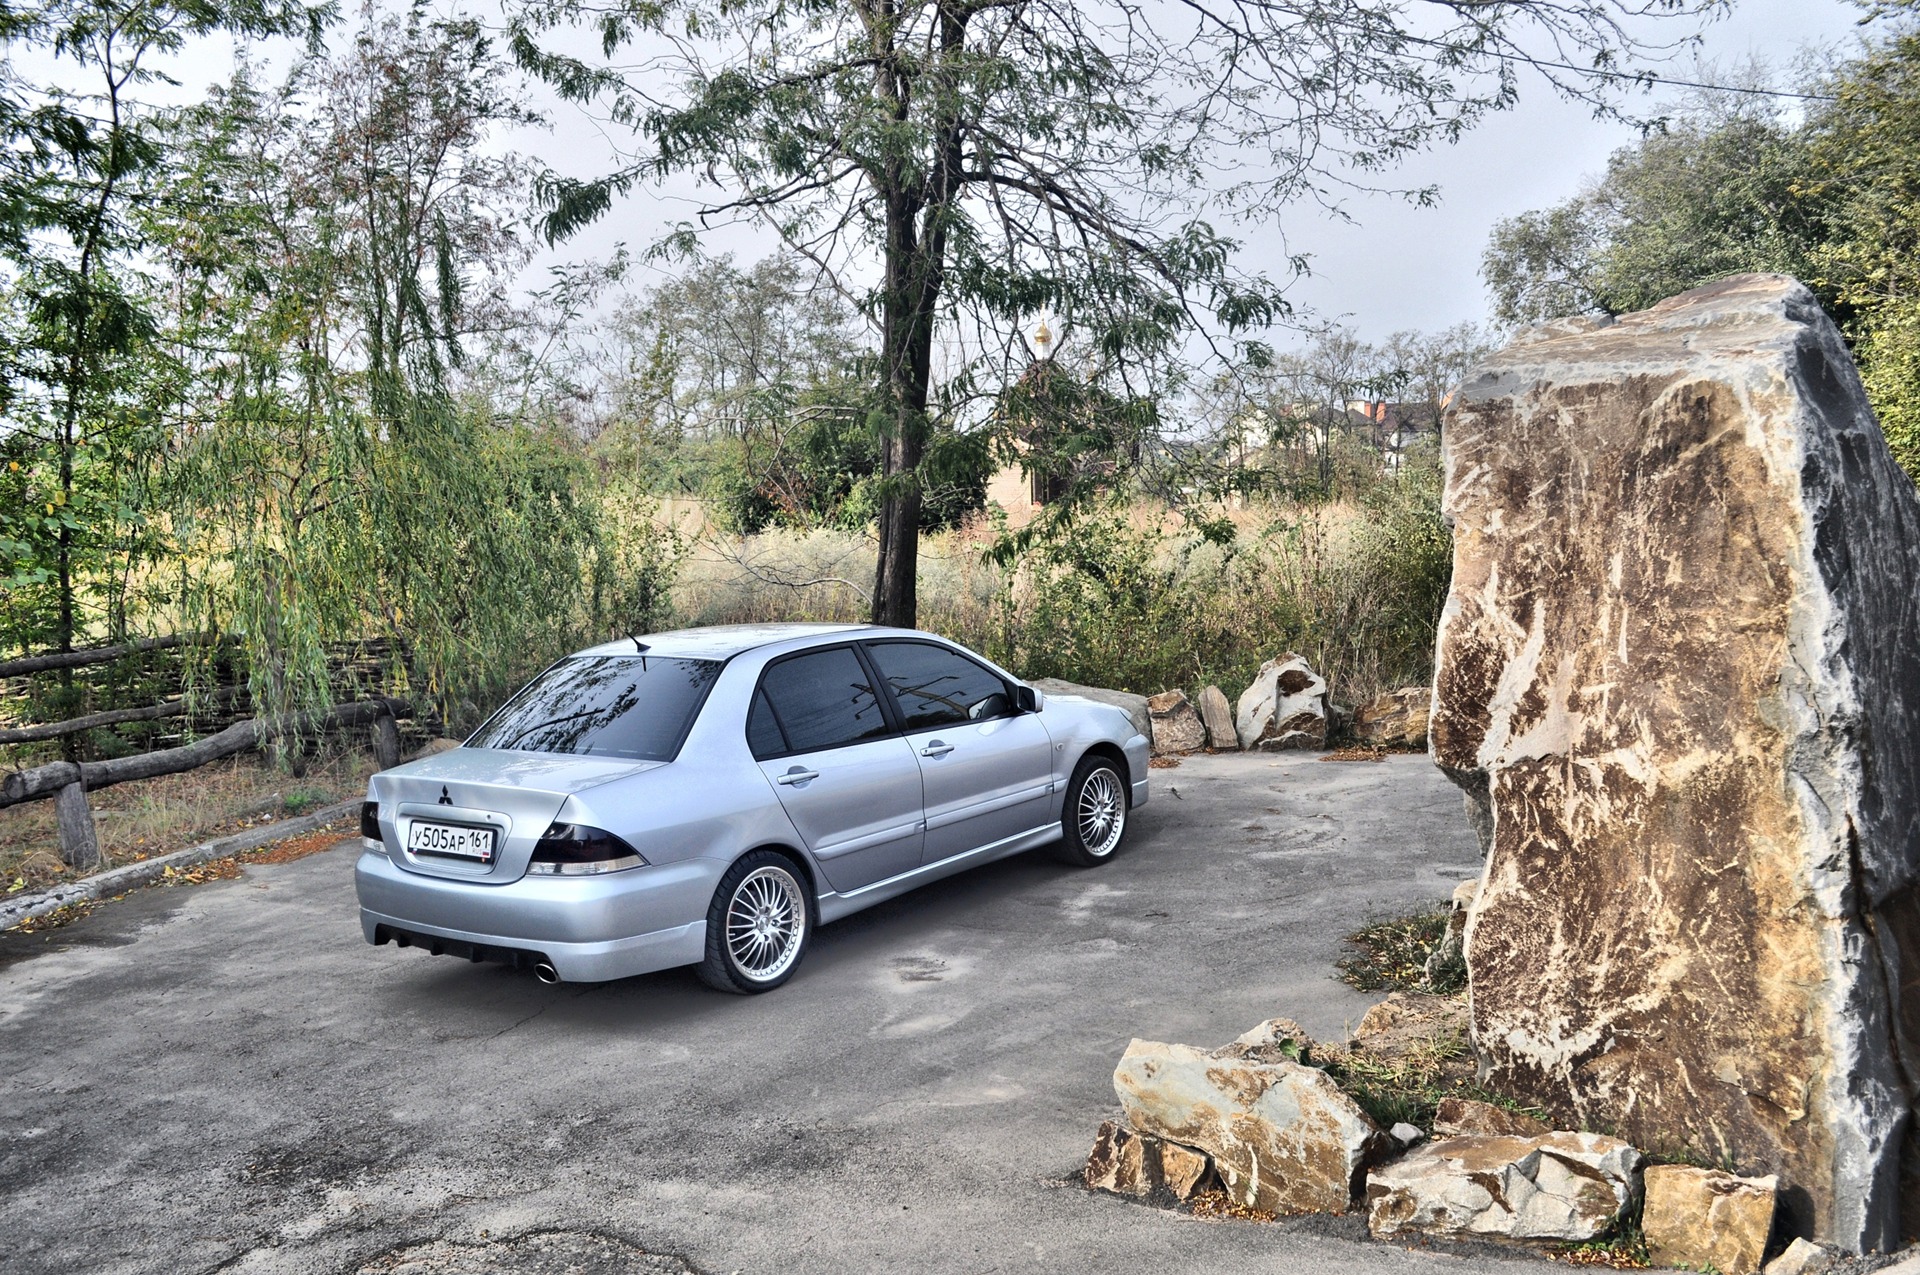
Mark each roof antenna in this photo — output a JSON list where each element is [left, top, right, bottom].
[[633, 637, 650, 653]]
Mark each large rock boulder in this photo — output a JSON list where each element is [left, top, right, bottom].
[[1365, 1132, 1642, 1243], [1429, 276, 1920, 1250], [1145, 690, 1206, 755], [1196, 685, 1236, 750], [1028, 679, 1151, 743], [1642, 1165, 1778, 1275], [1113, 1037, 1388, 1214], [1084, 1120, 1213, 1203], [1351, 686, 1431, 749], [1235, 654, 1327, 750]]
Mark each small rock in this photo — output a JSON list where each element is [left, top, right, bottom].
[[1029, 679, 1152, 743], [1422, 878, 1479, 987], [1643, 1165, 1777, 1275], [1763, 1237, 1842, 1275], [1196, 685, 1236, 750], [1217, 1017, 1326, 1065], [1084, 1120, 1213, 1202], [1366, 1132, 1642, 1243], [1351, 992, 1471, 1061], [1351, 686, 1431, 749], [1145, 690, 1206, 755], [1390, 1123, 1425, 1147], [1431, 1096, 1549, 1139], [1115, 1038, 1389, 1214], [1234, 654, 1327, 750]]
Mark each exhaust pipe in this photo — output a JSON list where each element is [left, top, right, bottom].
[[532, 960, 561, 985]]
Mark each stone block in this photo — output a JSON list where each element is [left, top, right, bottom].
[[1145, 690, 1206, 755], [1429, 275, 1920, 1249], [1643, 1165, 1777, 1275], [1351, 686, 1431, 749], [1196, 685, 1236, 750], [1084, 1120, 1212, 1202], [1114, 1037, 1388, 1214], [1365, 1132, 1642, 1243], [1235, 654, 1327, 750]]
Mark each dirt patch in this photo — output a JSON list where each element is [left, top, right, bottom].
[[1321, 747, 1387, 763]]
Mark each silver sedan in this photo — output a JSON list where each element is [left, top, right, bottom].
[[354, 624, 1150, 993]]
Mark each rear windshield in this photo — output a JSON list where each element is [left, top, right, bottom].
[[467, 655, 720, 761]]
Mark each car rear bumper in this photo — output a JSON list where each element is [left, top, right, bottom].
[[354, 849, 720, 982]]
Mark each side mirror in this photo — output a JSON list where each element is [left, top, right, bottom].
[[1015, 685, 1039, 713]]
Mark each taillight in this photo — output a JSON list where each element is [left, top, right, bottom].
[[360, 800, 384, 851], [528, 823, 647, 875]]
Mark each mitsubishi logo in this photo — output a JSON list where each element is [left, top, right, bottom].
[[438, 786, 452, 806]]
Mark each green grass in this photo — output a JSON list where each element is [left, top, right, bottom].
[[282, 787, 334, 815], [1336, 910, 1462, 994]]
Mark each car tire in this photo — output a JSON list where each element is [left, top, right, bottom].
[[697, 850, 814, 994], [1055, 754, 1130, 867]]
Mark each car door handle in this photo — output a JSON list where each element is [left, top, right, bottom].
[[920, 741, 954, 758], [775, 767, 820, 785]]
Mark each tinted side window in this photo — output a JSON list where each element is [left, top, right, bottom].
[[757, 648, 893, 753], [747, 688, 787, 759], [468, 656, 720, 761], [865, 641, 1012, 731]]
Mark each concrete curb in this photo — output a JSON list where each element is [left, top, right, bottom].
[[2, 799, 360, 929]]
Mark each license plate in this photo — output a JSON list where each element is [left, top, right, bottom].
[[406, 821, 496, 863]]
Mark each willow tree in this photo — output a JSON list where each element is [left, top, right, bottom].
[[512, 0, 1726, 627], [154, 7, 643, 730]]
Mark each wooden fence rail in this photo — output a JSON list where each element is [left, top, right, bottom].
[[3, 696, 411, 871], [0, 687, 246, 746], [0, 634, 224, 679]]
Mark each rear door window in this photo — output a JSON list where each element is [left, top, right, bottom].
[[864, 641, 1013, 730], [468, 655, 719, 761], [755, 647, 894, 755]]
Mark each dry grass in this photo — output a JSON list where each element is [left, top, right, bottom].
[[1321, 747, 1388, 762], [0, 746, 377, 894]]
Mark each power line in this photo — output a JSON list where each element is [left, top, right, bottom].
[[1489, 49, 1840, 103]]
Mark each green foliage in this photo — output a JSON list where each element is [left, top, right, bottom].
[[1322, 1033, 1473, 1133], [1483, 111, 1819, 325], [1482, 7, 1920, 483], [0, 0, 324, 669], [973, 460, 1452, 704], [707, 407, 989, 537], [1336, 911, 1457, 993]]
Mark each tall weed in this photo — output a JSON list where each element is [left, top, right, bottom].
[[673, 461, 1451, 716]]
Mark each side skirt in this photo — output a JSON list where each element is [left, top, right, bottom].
[[815, 824, 1062, 925]]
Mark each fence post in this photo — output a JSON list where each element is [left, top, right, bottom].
[[55, 781, 102, 871], [372, 711, 400, 770]]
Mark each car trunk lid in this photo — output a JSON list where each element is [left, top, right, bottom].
[[370, 749, 661, 883]]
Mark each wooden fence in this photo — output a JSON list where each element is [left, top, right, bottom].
[[2, 635, 419, 871]]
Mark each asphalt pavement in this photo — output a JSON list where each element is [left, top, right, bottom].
[[0, 751, 1547, 1275]]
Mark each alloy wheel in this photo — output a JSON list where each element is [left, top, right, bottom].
[[725, 865, 807, 982], [1076, 767, 1125, 857]]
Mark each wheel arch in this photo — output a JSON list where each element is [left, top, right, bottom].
[[1076, 742, 1133, 804], [733, 841, 822, 907]]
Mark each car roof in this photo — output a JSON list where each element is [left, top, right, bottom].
[[571, 622, 880, 661]]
